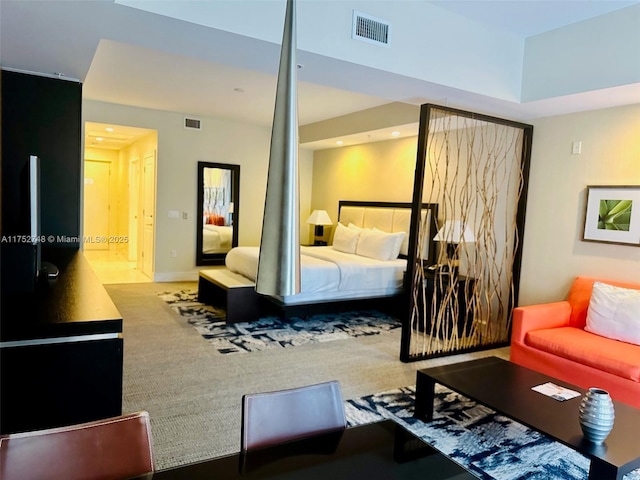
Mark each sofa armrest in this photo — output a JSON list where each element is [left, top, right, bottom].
[[511, 301, 572, 344]]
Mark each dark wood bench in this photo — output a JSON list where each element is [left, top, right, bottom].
[[198, 268, 261, 324]]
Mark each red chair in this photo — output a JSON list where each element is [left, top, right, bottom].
[[0, 411, 155, 480], [240, 381, 346, 472]]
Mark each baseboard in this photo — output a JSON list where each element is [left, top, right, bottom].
[[153, 271, 199, 282]]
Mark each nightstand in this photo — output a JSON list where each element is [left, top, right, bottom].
[[422, 269, 474, 338]]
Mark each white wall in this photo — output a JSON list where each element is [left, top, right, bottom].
[[116, 0, 524, 102], [519, 104, 640, 304], [83, 100, 313, 281], [522, 5, 640, 101]]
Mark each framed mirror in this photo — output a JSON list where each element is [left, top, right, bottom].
[[196, 162, 240, 266]]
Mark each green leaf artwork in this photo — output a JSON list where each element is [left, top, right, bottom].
[[598, 199, 632, 231]]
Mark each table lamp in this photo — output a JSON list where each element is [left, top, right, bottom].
[[433, 220, 475, 274], [306, 210, 333, 245]]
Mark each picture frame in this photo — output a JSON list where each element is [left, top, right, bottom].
[[582, 185, 640, 246]]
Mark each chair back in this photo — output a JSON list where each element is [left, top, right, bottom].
[[0, 411, 154, 480], [241, 380, 346, 452]]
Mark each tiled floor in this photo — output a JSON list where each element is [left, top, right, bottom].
[[83, 248, 151, 284]]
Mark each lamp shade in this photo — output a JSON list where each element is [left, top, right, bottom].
[[306, 210, 333, 226], [433, 220, 475, 244]]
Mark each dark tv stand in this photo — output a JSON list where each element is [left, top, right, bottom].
[[0, 249, 123, 434]]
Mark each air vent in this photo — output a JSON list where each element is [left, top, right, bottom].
[[352, 11, 390, 47], [184, 117, 202, 130]]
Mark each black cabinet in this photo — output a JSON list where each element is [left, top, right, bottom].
[[422, 271, 474, 338], [1, 70, 123, 435], [1, 69, 82, 245], [0, 250, 124, 435]]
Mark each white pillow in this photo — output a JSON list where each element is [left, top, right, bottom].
[[356, 229, 399, 261], [585, 282, 640, 346], [332, 223, 360, 254], [348, 222, 364, 231], [373, 227, 406, 259]]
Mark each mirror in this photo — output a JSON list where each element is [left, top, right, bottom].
[[196, 162, 240, 266]]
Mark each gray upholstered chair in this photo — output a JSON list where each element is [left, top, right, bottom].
[[0, 411, 155, 480], [240, 380, 347, 472]]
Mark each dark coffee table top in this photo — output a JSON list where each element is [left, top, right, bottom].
[[417, 356, 640, 474]]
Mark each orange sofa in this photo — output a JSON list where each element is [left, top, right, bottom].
[[510, 276, 640, 408]]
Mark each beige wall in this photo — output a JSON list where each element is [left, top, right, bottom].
[[310, 136, 418, 226], [520, 103, 640, 305], [83, 100, 313, 281], [310, 103, 640, 306]]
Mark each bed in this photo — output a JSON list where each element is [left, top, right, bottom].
[[206, 201, 438, 319], [202, 224, 233, 253]]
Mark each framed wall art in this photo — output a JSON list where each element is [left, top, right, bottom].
[[582, 185, 640, 246]]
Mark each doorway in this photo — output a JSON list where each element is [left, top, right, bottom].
[[82, 122, 157, 284]]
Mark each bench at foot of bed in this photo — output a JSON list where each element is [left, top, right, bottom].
[[198, 268, 261, 324]]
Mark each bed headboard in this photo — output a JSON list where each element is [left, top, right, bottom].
[[337, 201, 439, 265]]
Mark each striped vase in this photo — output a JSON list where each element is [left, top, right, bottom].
[[578, 387, 615, 445]]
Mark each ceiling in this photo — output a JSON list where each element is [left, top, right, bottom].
[[1, 0, 638, 151]]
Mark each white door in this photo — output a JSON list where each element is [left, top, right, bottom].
[[128, 157, 140, 262], [142, 151, 156, 279], [83, 160, 110, 250]]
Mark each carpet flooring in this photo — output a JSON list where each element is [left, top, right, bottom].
[[111, 281, 617, 477], [346, 384, 640, 480], [159, 289, 401, 354]]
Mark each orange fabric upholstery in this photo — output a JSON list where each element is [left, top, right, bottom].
[[511, 277, 640, 408], [0, 411, 154, 480], [526, 327, 640, 382]]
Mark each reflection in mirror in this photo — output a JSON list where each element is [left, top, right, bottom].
[[196, 162, 240, 265]]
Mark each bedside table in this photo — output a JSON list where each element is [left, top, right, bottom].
[[422, 270, 474, 338]]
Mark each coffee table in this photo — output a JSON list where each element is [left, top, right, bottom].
[[415, 356, 640, 480]]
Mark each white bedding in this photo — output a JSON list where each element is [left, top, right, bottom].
[[224, 246, 406, 305], [203, 225, 233, 253]]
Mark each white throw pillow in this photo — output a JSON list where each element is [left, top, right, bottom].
[[356, 229, 399, 261], [332, 222, 360, 254], [585, 282, 640, 346], [373, 227, 406, 259], [348, 223, 364, 231]]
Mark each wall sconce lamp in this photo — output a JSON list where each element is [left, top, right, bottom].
[[306, 210, 333, 245], [433, 220, 475, 274]]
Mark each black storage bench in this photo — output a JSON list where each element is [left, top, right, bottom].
[[198, 268, 261, 324]]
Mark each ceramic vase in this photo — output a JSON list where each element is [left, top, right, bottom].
[[578, 387, 615, 444]]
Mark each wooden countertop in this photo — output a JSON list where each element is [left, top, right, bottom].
[[1, 248, 122, 342]]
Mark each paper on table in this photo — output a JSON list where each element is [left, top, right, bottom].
[[532, 382, 581, 401]]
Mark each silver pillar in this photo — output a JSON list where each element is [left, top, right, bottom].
[[256, 0, 300, 296]]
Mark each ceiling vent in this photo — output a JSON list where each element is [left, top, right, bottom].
[[184, 117, 202, 130], [352, 11, 390, 47]]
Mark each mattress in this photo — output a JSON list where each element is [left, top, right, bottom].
[[224, 246, 406, 305], [203, 225, 233, 253]]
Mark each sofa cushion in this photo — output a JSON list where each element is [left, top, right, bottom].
[[585, 282, 640, 346], [526, 327, 640, 382], [567, 277, 640, 329]]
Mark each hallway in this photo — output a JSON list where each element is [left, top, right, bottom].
[[84, 248, 151, 284]]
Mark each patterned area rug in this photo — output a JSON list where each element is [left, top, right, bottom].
[[346, 384, 640, 480], [159, 290, 401, 355]]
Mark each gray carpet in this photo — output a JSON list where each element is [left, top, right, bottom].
[[106, 281, 510, 471]]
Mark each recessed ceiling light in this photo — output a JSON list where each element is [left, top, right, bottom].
[[105, 127, 114, 132], [96, 137, 104, 141], [336, 140, 344, 146], [391, 131, 400, 137]]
